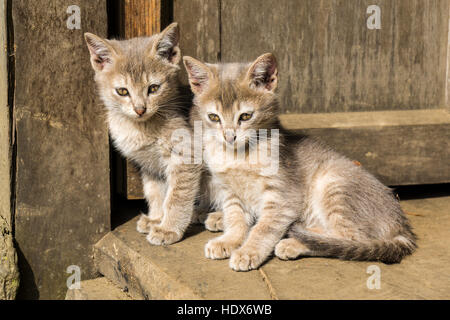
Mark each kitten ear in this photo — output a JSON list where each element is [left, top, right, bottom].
[[246, 53, 278, 92], [153, 22, 181, 65], [84, 33, 119, 72], [183, 56, 213, 94]]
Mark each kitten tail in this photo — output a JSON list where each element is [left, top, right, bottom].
[[288, 228, 417, 264]]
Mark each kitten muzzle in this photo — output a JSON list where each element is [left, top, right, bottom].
[[224, 130, 236, 144], [134, 106, 147, 116]]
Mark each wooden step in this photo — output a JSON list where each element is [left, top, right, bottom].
[[94, 219, 271, 300], [93, 195, 450, 299], [65, 277, 132, 300]]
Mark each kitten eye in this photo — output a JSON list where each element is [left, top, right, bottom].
[[208, 113, 221, 123], [148, 84, 160, 95], [239, 113, 253, 121], [116, 88, 129, 96]]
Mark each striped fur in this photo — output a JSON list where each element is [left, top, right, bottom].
[[184, 54, 416, 271], [287, 227, 416, 264]]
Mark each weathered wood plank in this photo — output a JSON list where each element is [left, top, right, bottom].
[[12, 0, 110, 299], [221, 0, 449, 114], [446, 0, 450, 109], [279, 109, 450, 129], [0, 0, 10, 225], [0, 0, 18, 300], [174, 0, 221, 85]]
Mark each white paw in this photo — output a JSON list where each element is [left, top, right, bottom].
[[204, 211, 224, 232], [136, 214, 151, 234], [136, 214, 161, 234], [204, 238, 238, 259], [229, 247, 265, 271], [275, 238, 307, 260], [146, 226, 181, 246]]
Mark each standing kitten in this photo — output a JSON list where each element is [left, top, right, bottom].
[[85, 23, 202, 245], [184, 53, 416, 271]]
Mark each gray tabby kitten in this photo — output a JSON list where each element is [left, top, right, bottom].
[[184, 53, 416, 272], [85, 23, 207, 245]]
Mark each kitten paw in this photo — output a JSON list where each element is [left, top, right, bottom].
[[205, 238, 238, 259], [136, 214, 161, 234], [229, 247, 264, 271], [146, 226, 181, 245], [204, 211, 224, 232], [136, 215, 151, 234], [275, 238, 308, 260]]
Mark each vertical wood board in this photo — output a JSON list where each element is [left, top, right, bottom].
[[12, 0, 110, 299]]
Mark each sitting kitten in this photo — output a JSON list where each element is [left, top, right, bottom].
[[85, 23, 208, 245], [183, 53, 416, 271]]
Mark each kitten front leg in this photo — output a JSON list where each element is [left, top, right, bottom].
[[229, 200, 295, 271], [146, 164, 201, 245], [205, 196, 249, 259], [197, 171, 224, 231], [136, 174, 166, 234]]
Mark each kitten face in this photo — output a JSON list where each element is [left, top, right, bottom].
[[85, 23, 181, 121], [184, 54, 279, 147]]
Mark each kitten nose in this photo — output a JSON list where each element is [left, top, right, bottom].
[[134, 106, 146, 116], [224, 130, 236, 144]]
